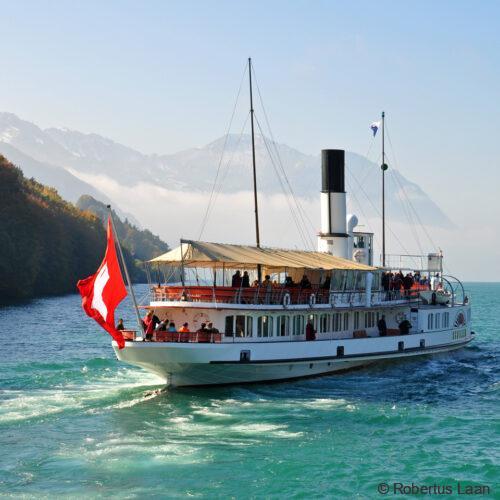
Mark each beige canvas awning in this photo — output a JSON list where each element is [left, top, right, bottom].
[[149, 240, 376, 271]]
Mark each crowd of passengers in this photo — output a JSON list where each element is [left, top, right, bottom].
[[231, 270, 327, 290], [381, 270, 436, 296], [116, 312, 414, 342], [116, 310, 220, 341]]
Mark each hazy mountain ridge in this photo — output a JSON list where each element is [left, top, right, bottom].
[[0, 112, 453, 228]]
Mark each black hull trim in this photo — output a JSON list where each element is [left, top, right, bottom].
[[209, 339, 472, 365]]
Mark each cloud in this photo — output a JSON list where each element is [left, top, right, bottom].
[[68, 169, 499, 282]]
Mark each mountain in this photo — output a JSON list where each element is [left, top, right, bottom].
[[0, 112, 453, 228], [0, 141, 114, 205], [76, 195, 169, 262], [0, 113, 141, 226]]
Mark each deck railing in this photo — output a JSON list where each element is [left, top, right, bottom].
[[150, 285, 431, 307]]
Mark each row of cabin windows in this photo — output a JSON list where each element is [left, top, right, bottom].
[[225, 311, 380, 337], [427, 312, 450, 330]]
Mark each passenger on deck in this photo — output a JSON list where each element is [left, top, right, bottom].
[[156, 318, 168, 331], [242, 271, 250, 288], [116, 318, 125, 330], [305, 320, 316, 341], [232, 270, 242, 287], [403, 273, 414, 295], [263, 275, 272, 303], [178, 322, 190, 333], [377, 315, 387, 337], [391, 273, 402, 298], [321, 276, 331, 290], [197, 323, 209, 333], [251, 279, 259, 287], [143, 310, 155, 341], [207, 322, 219, 333], [167, 322, 177, 332], [300, 274, 312, 289], [285, 276, 295, 287], [399, 319, 412, 335], [382, 272, 390, 292]]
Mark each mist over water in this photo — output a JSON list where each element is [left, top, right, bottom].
[[0, 283, 498, 497]]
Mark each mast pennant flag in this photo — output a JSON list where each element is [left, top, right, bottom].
[[370, 121, 381, 137], [77, 217, 128, 348]]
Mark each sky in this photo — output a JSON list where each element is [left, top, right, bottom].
[[1, 0, 499, 279]]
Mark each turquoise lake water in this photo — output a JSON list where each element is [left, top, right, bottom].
[[0, 283, 498, 498]]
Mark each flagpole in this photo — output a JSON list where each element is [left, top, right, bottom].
[[107, 206, 144, 339], [381, 111, 388, 268]]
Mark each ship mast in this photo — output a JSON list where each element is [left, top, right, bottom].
[[248, 57, 262, 281], [381, 111, 388, 267]]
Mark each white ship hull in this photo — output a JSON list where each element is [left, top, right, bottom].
[[113, 327, 472, 387]]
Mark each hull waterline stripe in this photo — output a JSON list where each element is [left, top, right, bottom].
[[208, 339, 472, 365]]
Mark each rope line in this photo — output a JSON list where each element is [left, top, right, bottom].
[[198, 63, 248, 239], [385, 123, 438, 251], [254, 114, 315, 250]]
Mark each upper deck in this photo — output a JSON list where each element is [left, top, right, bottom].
[[149, 282, 432, 310]]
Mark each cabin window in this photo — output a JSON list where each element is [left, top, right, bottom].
[[364, 311, 375, 328], [343, 313, 349, 331], [225, 316, 234, 335], [354, 235, 365, 249], [443, 312, 450, 328], [354, 311, 360, 330], [235, 315, 246, 337], [345, 271, 357, 291], [332, 313, 341, 332], [356, 272, 365, 291], [246, 317, 253, 337], [277, 315, 289, 336], [332, 271, 344, 291], [428, 314, 434, 330], [293, 315, 304, 335], [435, 313, 440, 330], [257, 316, 273, 337], [319, 314, 330, 333]]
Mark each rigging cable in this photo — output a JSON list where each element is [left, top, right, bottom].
[[387, 164, 425, 256], [385, 124, 451, 273], [251, 64, 317, 238], [347, 163, 420, 267], [201, 112, 251, 237], [385, 123, 439, 251], [198, 63, 248, 239], [254, 114, 315, 250]]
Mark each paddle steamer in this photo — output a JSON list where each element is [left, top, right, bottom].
[[112, 60, 472, 386]]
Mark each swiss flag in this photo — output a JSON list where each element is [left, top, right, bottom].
[[77, 217, 128, 348]]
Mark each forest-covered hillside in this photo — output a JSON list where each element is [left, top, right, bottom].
[[0, 155, 106, 300], [76, 195, 169, 262], [0, 156, 166, 300]]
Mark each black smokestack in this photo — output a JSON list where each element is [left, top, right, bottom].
[[321, 149, 345, 193]]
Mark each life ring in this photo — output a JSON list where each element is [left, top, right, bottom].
[[283, 293, 291, 307], [309, 293, 316, 307]]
